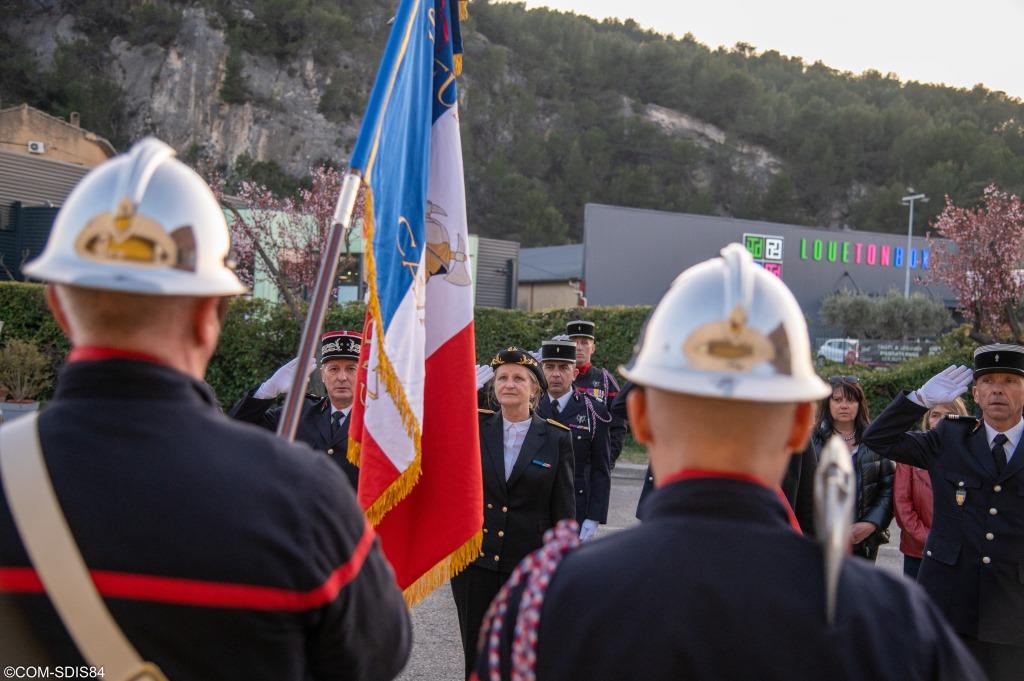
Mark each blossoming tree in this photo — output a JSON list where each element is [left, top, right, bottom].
[[928, 185, 1024, 341]]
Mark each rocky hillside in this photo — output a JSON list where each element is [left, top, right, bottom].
[[2, 0, 1023, 245]]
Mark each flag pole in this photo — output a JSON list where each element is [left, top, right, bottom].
[[277, 171, 362, 442]]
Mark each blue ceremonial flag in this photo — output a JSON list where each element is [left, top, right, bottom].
[[346, 0, 481, 606]]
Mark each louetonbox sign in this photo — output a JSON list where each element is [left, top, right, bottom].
[[582, 204, 952, 323]]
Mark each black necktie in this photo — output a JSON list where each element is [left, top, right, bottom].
[[331, 411, 345, 438], [992, 433, 1008, 475], [551, 400, 561, 417]]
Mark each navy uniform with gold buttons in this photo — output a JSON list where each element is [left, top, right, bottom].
[[229, 331, 361, 488], [862, 345, 1024, 679], [0, 139, 409, 679], [450, 347, 574, 678], [566, 320, 627, 464], [536, 340, 611, 528]]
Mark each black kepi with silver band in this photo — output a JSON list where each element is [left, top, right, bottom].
[[541, 339, 576, 363], [566, 320, 595, 340], [973, 343, 1024, 378]]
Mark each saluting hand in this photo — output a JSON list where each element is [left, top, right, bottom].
[[254, 356, 317, 399], [475, 364, 495, 390], [915, 364, 972, 408]]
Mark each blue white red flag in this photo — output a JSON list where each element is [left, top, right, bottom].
[[346, 0, 481, 604]]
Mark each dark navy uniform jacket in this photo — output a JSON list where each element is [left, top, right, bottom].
[[474, 410, 575, 573], [863, 391, 1024, 646], [476, 477, 983, 681], [537, 392, 611, 524], [573, 365, 626, 464], [0, 359, 410, 680], [229, 389, 359, 489]]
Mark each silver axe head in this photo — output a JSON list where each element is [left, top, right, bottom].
[[813, 434, 854, 625]]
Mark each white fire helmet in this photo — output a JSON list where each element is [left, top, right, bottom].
[[621, 243, 830, 402], [23, 137, 246, 296]]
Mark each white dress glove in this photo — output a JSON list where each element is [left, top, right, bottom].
[[579, 519, 599, 542], [915, 364, 973, 408], [476, 364, 495, 390], [254, 356, 316, 399]]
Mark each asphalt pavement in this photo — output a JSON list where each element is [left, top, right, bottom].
[[396, 463, 904, 681]]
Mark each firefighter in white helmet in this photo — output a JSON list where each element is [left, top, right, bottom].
[[470, 244, 982, 681], [0, 138, 410, 679]]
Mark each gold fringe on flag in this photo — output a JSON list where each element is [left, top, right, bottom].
[[458, 0, 469, 21], [453, 53, 463, 77], [403, 530, 483, 607], [357, 187, 425, 526], [347, 439, 361, 467]]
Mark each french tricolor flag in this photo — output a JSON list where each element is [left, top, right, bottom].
[[346, 0, 482, 605]]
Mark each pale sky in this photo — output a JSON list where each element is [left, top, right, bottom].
[[513, 0, 1024, 101]]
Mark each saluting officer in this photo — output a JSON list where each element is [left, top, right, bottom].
[[471, 244, 982, 681], [537, 338, 612, 541], [566, 320, 627, 465], [230, 330, 362, 488], [0, 139, 410, 679], [862, 348, 1024, 680], [452, 347, 574, 679]]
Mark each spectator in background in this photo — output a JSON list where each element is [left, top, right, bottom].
[[894, 398, 968, 579], [811, 376, 895, 560]]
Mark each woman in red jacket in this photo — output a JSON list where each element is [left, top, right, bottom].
[[893, 397, 967, 578]]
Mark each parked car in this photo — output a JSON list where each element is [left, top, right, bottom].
[[817, 338, 859, 365]]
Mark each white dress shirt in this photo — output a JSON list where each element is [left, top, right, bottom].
[[502, 416, 532, 480]]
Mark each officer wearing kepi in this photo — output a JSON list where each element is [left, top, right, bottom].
[[453, 347, 574, 678], [537, 338, 611, 541], [0, 138, 410, 680], [230, 330, 362, 488], [472, 244, 982, 681], [566, 320, 626, 465], [863, 346, 1024, 680]]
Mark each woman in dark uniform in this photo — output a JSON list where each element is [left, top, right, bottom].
[[451, 347, 575, 678]]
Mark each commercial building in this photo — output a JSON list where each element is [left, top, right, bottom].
[[517, 244, 584, 311], [0, 104, 116, 279], [582, 203, 952, 339]]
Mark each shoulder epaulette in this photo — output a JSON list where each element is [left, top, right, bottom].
[[546, 418, 570, 431], [944, 414, 982, 430], [478, 408, 496, 415]]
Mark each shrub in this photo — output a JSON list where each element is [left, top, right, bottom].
[[0, 281, 980, 417], [0, 339, 52, 402]]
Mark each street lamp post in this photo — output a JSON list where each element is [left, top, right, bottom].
[[901, 190, 929, 298]]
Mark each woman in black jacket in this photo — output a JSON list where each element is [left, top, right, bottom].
[[809, 375, 895, 560], [453, 347, 575, 677]]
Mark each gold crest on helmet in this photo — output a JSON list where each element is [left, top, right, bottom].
[[74, 197, 197, 272], [683, 304, 788, 373]]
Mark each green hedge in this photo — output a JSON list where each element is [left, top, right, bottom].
[[0, 282, 70, 400], [817, 327, 978, 418], [0, 283, 650, 407], [0, 282, 980, 414]]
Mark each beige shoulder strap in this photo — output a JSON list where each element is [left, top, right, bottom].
[[0, 413, 166, 681]]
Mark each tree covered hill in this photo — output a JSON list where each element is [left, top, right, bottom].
[[2, 0, 1023, 246]]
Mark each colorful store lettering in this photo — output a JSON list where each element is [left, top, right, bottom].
[[798, 239, 929, 269]]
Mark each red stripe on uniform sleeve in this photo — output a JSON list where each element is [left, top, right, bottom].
[[0, 519, 378, 611]]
